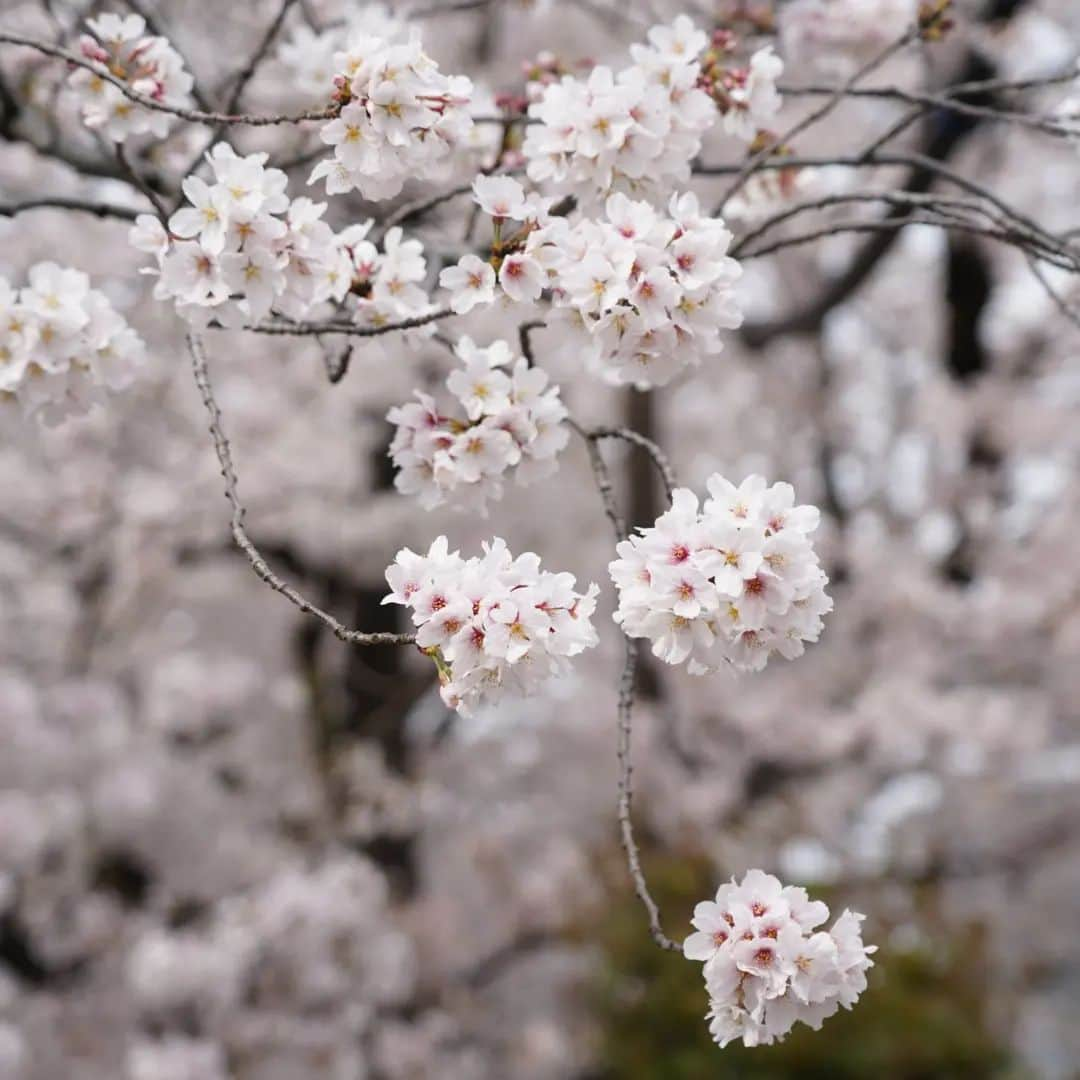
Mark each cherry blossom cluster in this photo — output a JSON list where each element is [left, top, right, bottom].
[[309, 29, 474, 199], [131, 143, 351, 324], [387, 337, 569, 513], [683, 870, 875, 1048], [609, 474, 832, 672], [698, 36, 785, 143], [69, 13, 194, 141], [0, 263, 145, 424], [384, 537, 599, 716], [522, 16, 716, 204], [335, 221, 438, 339]]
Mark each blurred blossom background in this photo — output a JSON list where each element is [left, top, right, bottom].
[[1, 0, 1080, 1077]]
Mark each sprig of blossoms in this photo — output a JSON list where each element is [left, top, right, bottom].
[[69, 13, 194, 141], [541, 191, 743, 387], [383, 537, 598, 715], [131, 144, 352, 325], [609, 474, 831, 672], [523, 16, 716, 205], [0, 263, 145, 425], [309, 30, 474, 200], [387, 337, 569, 513], [683, 870, 875, 1048]]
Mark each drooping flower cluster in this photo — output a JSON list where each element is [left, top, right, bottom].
[[309, 28, 474, 200], [523, 16, 716, 204], [131, 143, 351, 324], [387, 337, 569, 513], [684, 870, 875, 1048], [544, 191, 743, 387], [69, 13, 194, 141], [0, 263, 145, 424], [384, 537, 598, 715], [609, 474, 832, 672]]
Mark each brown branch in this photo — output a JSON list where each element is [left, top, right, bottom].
[[0, 196, 140, 220], [187, 332, 416, 648], [0, 31, 340, 127]]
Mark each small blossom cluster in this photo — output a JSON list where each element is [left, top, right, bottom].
[[0, 263, 145, 424], [544, 191, 743, 387], [131, 143, 351, 324], [384, 537, 599, 715], [684, 870, 875, 1048], [523, 16, 716, 204], [609, 474, 831, 672], [387, 337, 569, 513], [69, 13, 194, 141], [310, 30, 473, 200], [335, 221, 438, 337], [698, 36, 785, 143]]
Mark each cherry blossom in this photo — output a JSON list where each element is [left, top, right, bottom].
[[383, 536, 598, 715], [684, 870, 875, 1048], [609, 474, 832, 672], [388, 337, 569, 513]]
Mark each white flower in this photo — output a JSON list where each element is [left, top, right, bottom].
[[685, 871, 875, 1049], [498, 254, 545, 303], [383, 537, 598, 715], [388, 337, 568, 513], [439, 255, 497, 314], [472, 175, 529, 221], [609, 474, 831, 672]]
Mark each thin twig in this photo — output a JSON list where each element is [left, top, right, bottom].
[[187, 332, 416, 648], [235, 307, 455, 338], [0, 31, 340, 126], [0, 196, 140, 220]]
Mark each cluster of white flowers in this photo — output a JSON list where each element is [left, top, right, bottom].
[[683, 870, 875, 1048], [335, 220, 438, 338], [309, 28, 473, 200], [69, 13, 193, 141], [708, 43, 785, 143], [441, 179, 743, 387], [387, 337, 568, 513], [384, 537, 598, 715], [780, 0, 917, 73], [609, 474, 832, 672], [0, 263, 145, 425], [523, 16, 716, 204], [130, 143, 351, 324]]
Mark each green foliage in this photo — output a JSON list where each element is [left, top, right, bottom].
[[589, 856, 1025, 1080]]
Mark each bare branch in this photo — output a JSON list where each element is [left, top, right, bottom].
[[0, 31, 340, 127], [0, 196, 140, 221], [187, 332, 416, 648]]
